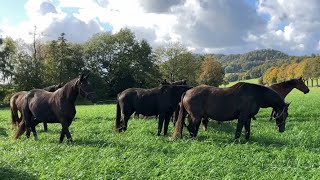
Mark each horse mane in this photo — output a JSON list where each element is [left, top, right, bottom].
[[54, 78, 80, 102], [270, 79, 297, 89]]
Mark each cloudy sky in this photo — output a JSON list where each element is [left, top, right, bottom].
[[1, 0, 320, 55]]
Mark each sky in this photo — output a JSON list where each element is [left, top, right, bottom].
[[1, 0, 320, 55]]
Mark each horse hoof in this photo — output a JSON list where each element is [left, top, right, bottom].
[[34, 136, 38, 141]]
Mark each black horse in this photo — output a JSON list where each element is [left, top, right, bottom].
[[10, 83, 63, 131], [172, 82, 290, 141], [15, 74, 97, 143], [116, 85, 191, 136]]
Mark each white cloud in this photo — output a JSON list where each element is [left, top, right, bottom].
[[1, 0, 320, 55]]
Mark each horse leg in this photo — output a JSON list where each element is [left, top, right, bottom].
[[235, 115, 245, 140], [193, 118, 202, 137], [244, 118, 251, 140], [157, 113, 165, 136], [31, 124, 38, 141], [122, 112, 133, 132], [26, 127, 31, 138], [201, 117, 209, 131], [163, 113, 172, 136], [43, 122, 48, 132], [60, 122, 72, 143]]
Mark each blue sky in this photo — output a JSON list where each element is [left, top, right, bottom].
[[0, 0, 319, 55], [0, 0, 27, 25]]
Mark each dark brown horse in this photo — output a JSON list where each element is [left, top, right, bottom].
[[15, 74, 97, 142], [116, 85, 191, 136], [10, 83, 63, 131], [268, 77, 309, 120], [172, 82, 290, 140]]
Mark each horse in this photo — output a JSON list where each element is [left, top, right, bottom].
[[115, 85, 192, 136], [199, 77, 308, 131], [134, 79, 188, 120], [10, 83, 63, 131], [15, 74, 97, 143], [172, 82, 290, 141], [268, 77, 309, 120]]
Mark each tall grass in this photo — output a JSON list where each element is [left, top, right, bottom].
[[0, 88, 320, 179]]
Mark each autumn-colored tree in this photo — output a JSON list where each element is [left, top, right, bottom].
[[198, 56, 224, 86], [262, 67, 279, 85]]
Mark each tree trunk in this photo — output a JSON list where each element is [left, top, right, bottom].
[[311, 79, 314, 87]]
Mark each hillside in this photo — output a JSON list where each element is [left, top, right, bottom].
[[209, 49, 291, 81]]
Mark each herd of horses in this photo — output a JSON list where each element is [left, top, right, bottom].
[[8, 73, 309, 143]]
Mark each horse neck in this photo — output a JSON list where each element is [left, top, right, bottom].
[[60, 79, 79, 103], [271, 83, 295, 98]]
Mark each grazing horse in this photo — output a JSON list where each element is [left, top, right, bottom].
[[268, 77, 309, 120], [116, 85, 191, 136], [10, 83, 63, 131], [15, 74, 97, 143], [172, 82, 290, 140]]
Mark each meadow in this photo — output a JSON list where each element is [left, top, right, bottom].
[[1, 88, 320, 179]]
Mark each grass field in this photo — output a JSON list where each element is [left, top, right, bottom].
[[1, 88, 320, 179]]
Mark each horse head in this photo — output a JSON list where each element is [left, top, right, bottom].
[[78, 73, 97, 103], [296, 77, 310, 94], [274, 103, 290, 132]]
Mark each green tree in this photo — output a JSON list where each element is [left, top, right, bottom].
[[156, 43, 200, 85], [198, 56, 224, 86], [84, 28, 160, 98], [0, 37, 16, 83]]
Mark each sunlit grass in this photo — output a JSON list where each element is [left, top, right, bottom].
[[0, 88, 320, 179]]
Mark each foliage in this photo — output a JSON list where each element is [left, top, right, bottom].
[[84, 29, 160, 97], [262, 56, 320, 86], [198, 56, 224, 86], [0, 37, 16, 83], [156, 43, 200, 86]]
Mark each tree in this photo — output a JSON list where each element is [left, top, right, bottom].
[[198, 56, 224, 86], [156, 42, 200, 85], [0, 37, 16, 83], [84, 28, 160, 98]]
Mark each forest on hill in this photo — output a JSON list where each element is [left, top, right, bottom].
[[210, 49, 298, 82]]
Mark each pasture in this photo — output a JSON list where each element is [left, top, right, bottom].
[[1, 88, 320, 179]]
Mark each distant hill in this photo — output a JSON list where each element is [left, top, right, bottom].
[[206, 49, 291, 82]]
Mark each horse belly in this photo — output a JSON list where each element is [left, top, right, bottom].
[[207, 105, 239, 121]]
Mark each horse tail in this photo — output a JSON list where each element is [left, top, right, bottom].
[[115, 95, 122, 132], [10, 96, 19, 129], [14, 121, 26, 139], [172, 92, 187, 139], [15, 94, 31, 139]]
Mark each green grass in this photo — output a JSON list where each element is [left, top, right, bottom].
[[1, 88, 320, 179]]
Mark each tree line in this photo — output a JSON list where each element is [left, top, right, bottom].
[[0, 28, 224, 105], [262, 56, 320, 86]]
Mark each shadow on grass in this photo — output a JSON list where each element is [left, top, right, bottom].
[[0, 167, 37, 180], [0, 127, 8, 137]]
